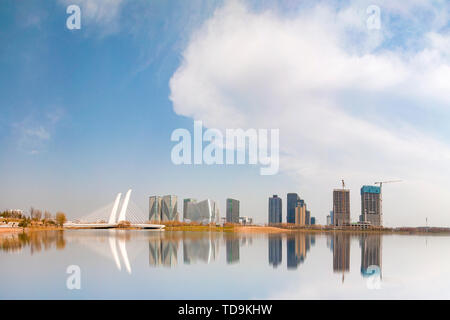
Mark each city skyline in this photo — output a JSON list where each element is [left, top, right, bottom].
[[1, 0, 450, 228], [0, 181, 427, 226]]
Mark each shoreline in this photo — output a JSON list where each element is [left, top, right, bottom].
[[0, 227, 23, 235], [164, 225, 450, 235], [1, 225, 449, 236], [0, 226, 64, 237]]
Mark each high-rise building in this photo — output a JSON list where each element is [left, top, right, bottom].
[[311, 217, 316, 225], [184, 199, 220, 224], [226, 198, 240, 223], [149, 196, 162, 222], [183, 198, 196, 218], [305, 210, 311, 225], [287, 193, 300, 223], [295, 200, 306, 225], [333, 189, 350, 226], [268, 195, 282, 224], [360, 185, 381, 226], [162, 195, 178, 221], [149, 195, 178, 222]]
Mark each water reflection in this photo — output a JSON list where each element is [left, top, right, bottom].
[[183, 233, 220, 265], [0, 230, 383, 281], [268, 234, 282, 268], [332, 233, 350, 278], [0, 231, 65, 254], [360, 234, 382, 279], [225, 235, 240, 264], [287, 233, 315, 269], [148, 233, 179, 268]]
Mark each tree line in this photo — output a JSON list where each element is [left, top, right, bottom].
[[0, 207, 67, 227]]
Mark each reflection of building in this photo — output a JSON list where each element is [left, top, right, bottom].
[[149, 195, 179, 222], [360, 234, 382, 277], [360, 186, 381, 226], [148, 236, 178, 267], [268, 235, 282, 268], [184, 199, 220, 224], [333, 189, 350, 226], [326, 234, 333, 251], [287, 233, 314, 269], [268, 195, 282, 224], [183, 237, 219, 264], [287, 193, 300, 223], [226, 198, 240, 223], [333, 233, 350, 274], [226, 238, 240, 264]]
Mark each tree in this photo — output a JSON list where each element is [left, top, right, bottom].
[[18, 218, 30, 229], [55, 212, 67, 226], [44, 211, 53, 222], [30, 207, 42, 221]]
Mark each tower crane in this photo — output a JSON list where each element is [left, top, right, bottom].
[[374, 180, 402, 225]]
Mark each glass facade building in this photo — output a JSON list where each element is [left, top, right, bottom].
[[149, 195, 179, 222], [287, 193, 300, 223], [162, 195, 178, 221], [226, 198, 240, 223], [149, 196, 162, 222], [268, 195, 282, 224], [183, 199, 220, 224]]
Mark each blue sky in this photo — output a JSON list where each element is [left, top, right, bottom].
[[1, 0, 450, 226]]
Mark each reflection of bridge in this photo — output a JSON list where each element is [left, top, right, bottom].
[[65, 189, 164, 230], [64, 230, 150, 274]]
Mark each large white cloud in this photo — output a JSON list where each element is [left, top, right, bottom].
[[169, 0, 450, 226]]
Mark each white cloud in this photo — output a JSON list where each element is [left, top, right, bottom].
[[12, 108, 63, 155], [169, 0, 450, 226]]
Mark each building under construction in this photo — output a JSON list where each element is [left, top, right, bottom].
[[333, 187, 350, 226], [360, 185, 382, 226]]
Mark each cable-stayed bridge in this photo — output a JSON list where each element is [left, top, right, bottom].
[[65, 189, 164, 230]]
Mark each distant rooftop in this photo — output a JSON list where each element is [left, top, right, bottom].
[[361, 185, 381, 194]]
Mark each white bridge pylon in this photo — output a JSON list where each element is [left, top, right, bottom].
[[118, 189, 132, 223], [108, 192, 122, 224], [109, 189, 132, 224], [67, 189, 164, 229]]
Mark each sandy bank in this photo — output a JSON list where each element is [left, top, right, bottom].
[[234, 226, 292, 233], [0, 228, 22, 235]]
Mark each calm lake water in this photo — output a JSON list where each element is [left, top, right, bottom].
[[1, 229, 450, 299]]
